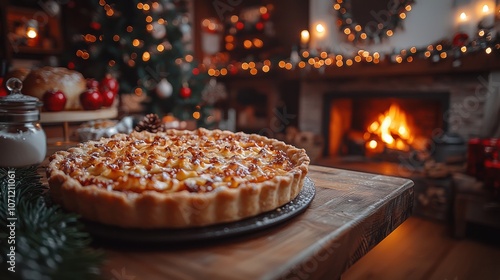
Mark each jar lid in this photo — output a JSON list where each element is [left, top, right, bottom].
[[0, 78, 43, 122]]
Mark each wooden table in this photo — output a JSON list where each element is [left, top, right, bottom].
[[92, 165, 414, 280]]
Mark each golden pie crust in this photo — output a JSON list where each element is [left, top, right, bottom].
[[47, 128, 310, 228]]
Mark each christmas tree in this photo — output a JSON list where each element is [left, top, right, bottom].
[[64, 0, 214, 127]]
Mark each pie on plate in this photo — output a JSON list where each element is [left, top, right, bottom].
[[47, 128, 310, 228]]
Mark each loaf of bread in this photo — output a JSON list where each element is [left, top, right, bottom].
[[22, 67, 86, 110]]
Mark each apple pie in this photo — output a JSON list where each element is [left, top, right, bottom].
[[47, 128, 310, 228]]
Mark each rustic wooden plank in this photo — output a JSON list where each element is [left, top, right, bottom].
[[95, 165, 414, 280]]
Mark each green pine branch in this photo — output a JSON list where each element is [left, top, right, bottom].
[[0, 167, 103, 280]]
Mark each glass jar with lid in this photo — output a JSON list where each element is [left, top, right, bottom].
[[0, 78, 46, 167]]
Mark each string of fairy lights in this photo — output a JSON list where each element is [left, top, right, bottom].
[[201, 1, 500, 77], [205, 0, 500, 77], [334, 0, 415, 43], [74, 1, 500, 79]]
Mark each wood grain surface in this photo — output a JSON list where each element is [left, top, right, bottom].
[[92, 165, 414, 280]]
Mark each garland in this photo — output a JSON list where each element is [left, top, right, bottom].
[[334, 0, 415, 43], [0, 167, 103, 280]]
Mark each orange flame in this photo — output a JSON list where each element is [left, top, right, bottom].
[[365, 103, 413, 151]]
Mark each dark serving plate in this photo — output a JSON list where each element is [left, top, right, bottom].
[[83, 177, 315, 244]]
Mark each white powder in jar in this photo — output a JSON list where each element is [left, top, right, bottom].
[[0, 129, 46, 167]]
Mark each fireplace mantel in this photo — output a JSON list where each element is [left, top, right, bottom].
[[298, 51, 500, 81], [218, 51, 500, 81]]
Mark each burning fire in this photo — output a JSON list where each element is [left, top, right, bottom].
[[364, 103, 414, 152]]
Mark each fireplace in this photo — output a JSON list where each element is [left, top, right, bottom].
[[296, 72, 499, 221], [323, 91, 450, 158], [297, 73, 494, 162]]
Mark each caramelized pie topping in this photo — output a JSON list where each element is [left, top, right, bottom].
[[54, 129, 297, 193]]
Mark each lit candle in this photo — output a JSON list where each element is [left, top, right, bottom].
[[457, 12, 470, 35], [300, 30, 310, 48], [310, 23, 327, 49], [459, 11, 468, 23], [480, 4, 495, 28]]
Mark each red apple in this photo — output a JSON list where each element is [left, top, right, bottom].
[[43, 90, 66, 112], [100, 74, 119, 95], [86, 78, 99, 89], [101, 88, 116, 107], [80, 88, 103, 110]]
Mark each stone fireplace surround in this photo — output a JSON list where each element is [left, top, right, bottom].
[[299, 71, 500, 149], [298, 71, 500, 221]]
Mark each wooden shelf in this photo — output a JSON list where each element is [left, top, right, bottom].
[[40, 107, 118, 124], [41, 107, 118, 142]]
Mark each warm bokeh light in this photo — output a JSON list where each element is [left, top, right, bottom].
[[315, 23, 325, 35], [253, 38, 263, 48], [459, 12, 467, 22], [26, 28, 37, 39], [482, 4, 490, 13], [243, 40, 252, 49], [300, 30, 310, 45], [368, 140, 378, 149]]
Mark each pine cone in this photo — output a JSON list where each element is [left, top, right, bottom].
[[135, 113, 166, 133]]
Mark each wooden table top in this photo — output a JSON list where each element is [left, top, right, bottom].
[[91, 165, 414, 280]]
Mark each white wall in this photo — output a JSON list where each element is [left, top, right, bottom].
[[308, 0, 497, 54]]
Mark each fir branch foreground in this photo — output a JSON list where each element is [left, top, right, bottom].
[[0, 167, 103, 280]]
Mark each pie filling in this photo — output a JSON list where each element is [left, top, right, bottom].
[[54, 129, 298, 194]]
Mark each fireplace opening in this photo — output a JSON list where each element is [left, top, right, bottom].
[[323, 91, 450, 159]]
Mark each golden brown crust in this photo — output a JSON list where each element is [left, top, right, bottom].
[[47, 128, 310, 228]]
